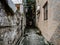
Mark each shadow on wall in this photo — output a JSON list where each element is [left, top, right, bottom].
[[50, 23, 60, 45]]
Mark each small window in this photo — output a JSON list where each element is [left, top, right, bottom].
[[43, 2, 48, 20], [17, 7, 20, 10], [0, 8, 1, 12]]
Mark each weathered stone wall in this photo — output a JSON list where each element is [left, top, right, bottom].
[[50, 25, 60, 45], [36, 0, 60, 45], [0, 2, 26, 45], [49, 0, 60, 45]]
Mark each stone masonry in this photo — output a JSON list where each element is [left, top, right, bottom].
[[36, 0, 60, 45], [0, 1, 26, 45]]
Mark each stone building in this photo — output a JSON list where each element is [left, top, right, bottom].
[[36, 0, 60, 45], [0, 0, 26, 45], [15, 2, 26, 36]]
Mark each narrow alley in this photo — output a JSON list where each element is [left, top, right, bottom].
[[0, 0, 60, 45], [19, 28, 48, 45]]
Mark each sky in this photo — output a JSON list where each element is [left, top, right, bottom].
[[12, 0, 22, 4]]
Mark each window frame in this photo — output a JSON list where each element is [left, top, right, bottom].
[[43, 1, 48, 20]]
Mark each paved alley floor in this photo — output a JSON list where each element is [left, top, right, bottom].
[[19, 28, 49, 45]]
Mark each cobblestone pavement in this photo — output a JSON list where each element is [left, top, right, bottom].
[[19, 28, 49, 45]]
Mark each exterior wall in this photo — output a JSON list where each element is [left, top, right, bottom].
[[36, 0, 60, 45], [49, 0, 60, 45], [13, 0, 24, 14], [0, 1, 26, 45], [36, 0, 40, 26], [20, 4, 24, 14]]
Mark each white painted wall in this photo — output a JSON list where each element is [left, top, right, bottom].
[[20, 4, 24, 14], [12, 0, 24, 14], [12, 0, 23, 4]]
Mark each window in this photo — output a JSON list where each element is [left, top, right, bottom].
[[0, 8, 1, 13], [43, 2, 48, 20], [16, 6, 20, 11]]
